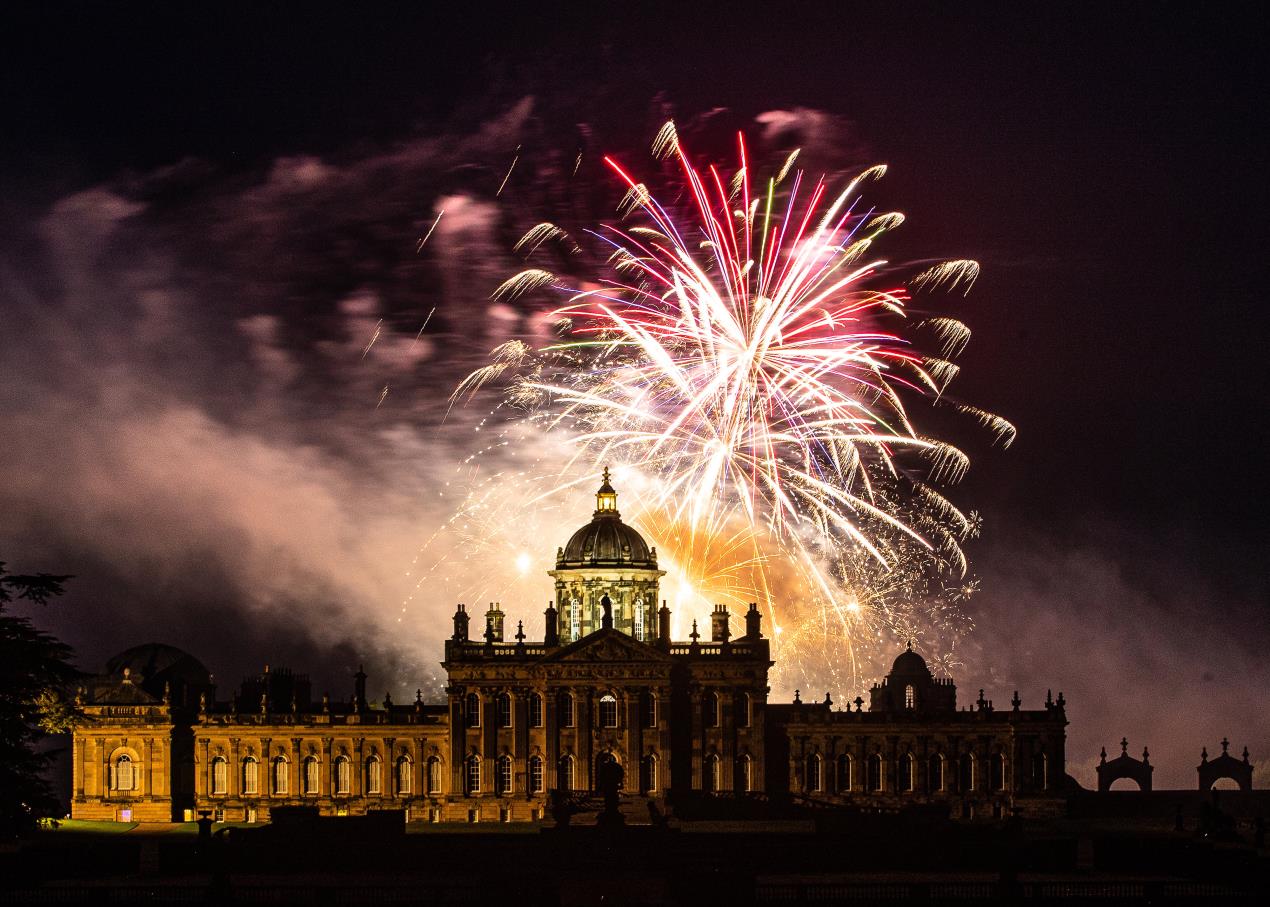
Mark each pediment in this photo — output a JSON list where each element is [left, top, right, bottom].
[[542, 629, 672, 663]]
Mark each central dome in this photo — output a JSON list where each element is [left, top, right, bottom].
[[556, 469, 657, 569]]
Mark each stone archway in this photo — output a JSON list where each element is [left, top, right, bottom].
[[1197, 739, 1253, 792], [1096, 738, 1153, 792]]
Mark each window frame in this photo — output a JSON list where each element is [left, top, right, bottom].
[[704, 692, 719, 728], [529, 755, 544, 794], [528, 692, 543, 728], [114, 753, 136, 792], [806, 752, 822, 792], [426, 756, 442, 794], [242, 756, 259, 796], [466, 692, 481, 728], [465, 755, 481, 795], [598, 693, 619, 728], [273, 756, 289, 796], [496, 754, 513, 796], [211, 755, 228, 796]]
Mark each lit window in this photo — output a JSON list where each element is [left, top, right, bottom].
[[558, 755, 574, 792], [304, 756, 319, 795], [334, 756, 351, 795], [900, 753, 915, 792], [211, 756, 227, 796], [736, 754, 752, 793], [704, 692, 719, 728], [466, 693, 481, 728], [496, 755, 513, 796], [868, 753, 883, 792], [633, 596, 645, 640], [426, 757, 441, 794], [465, 755, 481, 795], [704, 754, 721, 793], [529, 756, 544, 794], [242, 757, 258, 795], [837, 754, 853, 791], [497, 693, 512, 728], [599, 694, 619, 728], [396, 756, 412, 795], [929, 753, 945, 791], [905, 684, 916, 710], [806, 753, 822, 792], [113, 754, 136, 792], [560, 692, 575, 728], [528, 693, 543, 728], [961, 754, 976, 792], [640, 754, 658, 793], [569, 598, 581, 640], [366, 756, 382, 794], [273, 757, 289, 795]]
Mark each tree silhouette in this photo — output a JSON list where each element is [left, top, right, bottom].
[[0, 560, 79, 838]]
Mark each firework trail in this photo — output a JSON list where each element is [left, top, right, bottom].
[[442, 122, 1011, 693]]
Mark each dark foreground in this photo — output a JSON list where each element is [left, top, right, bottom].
[[3, 796, 1268, 905]]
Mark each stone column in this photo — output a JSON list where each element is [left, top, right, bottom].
[[321, 737, 334, 799], [545, 690, 558, 790], [291, 737, 302, 798]]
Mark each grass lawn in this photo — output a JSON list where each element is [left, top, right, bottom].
[[42, 819, 138, 834]]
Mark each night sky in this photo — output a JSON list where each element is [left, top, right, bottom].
[[2, 3, 1266, 788]]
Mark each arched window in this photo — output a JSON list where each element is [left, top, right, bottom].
[[929, 753, 945, 792], [900, 752, 915, 792], [1032, 752, 1047, 791], [365, 755, 381, 794], [465, 755, 481, 795], [867, 753, 883, 792], [211, 756, 228, 796], [273, 756, 289, 795], [303, 756, 320, 795], [334, 755, 351, 795], [599, 693, 619, 728], [395, 755, 412, 795], [806, 753, 822, 792], [640, 754, 658, 793], [426, 756, 441, 794], [569, 597, 581, 640], [960, 754, 976, 792], [529, 756, 544, 794], [991, 753, 1006, 791], [558, 755, 574, 792], [528, 693, 543, 728], [559, 692, 575, 728], [633, 595, 645, 640], [496, 692, 512, 728], [113, 754, 136, 792], [641, 690, 657, 728], [904, 684, 916, 710], [466, 692, 481, 728], [736, 754, 752, 793], [837, 754, 853, 792], [704, 692, 719, 728], [704, 754, 721, 793], [242, 756, 259, 795], [496, 755, 513, 796], [738, 693, 752, 728]]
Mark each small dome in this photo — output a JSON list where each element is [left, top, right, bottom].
[[559, 515, 656, 568], [105, 643, 211, 688], [890, 643, 930, 677], [557, 471, 657, 569]]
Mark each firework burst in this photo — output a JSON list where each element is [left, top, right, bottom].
[[448, 122, 1012, 693]]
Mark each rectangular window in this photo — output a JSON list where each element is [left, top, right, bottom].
[[529, 694, 543, 728], [497, 694, 512, 728], [560, 694, 575, 728], [211, 759, 227, 796]]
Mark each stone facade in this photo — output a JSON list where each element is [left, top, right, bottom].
[[70, 475, 1068, 823]]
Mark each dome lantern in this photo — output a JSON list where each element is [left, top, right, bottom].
[[595, 467, 619, 515]]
